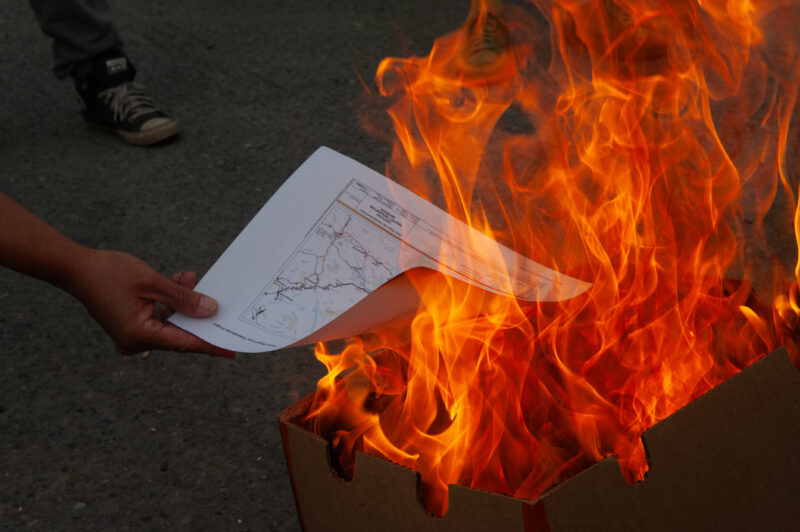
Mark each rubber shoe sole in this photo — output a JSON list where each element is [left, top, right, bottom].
[[88, 117, 182, 146]]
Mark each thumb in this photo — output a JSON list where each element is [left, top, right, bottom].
[[156, 277, 218, 317]]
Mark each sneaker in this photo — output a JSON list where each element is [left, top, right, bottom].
[[75, 54, 181, 146], [456, 12, 513, 84]]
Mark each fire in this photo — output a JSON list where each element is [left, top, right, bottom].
[[306, 0, 800, 516]]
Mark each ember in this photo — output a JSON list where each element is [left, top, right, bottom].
[[305, 0, 800, 515]]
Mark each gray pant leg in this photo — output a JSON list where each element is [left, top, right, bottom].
[[29, 0, 125, 79]]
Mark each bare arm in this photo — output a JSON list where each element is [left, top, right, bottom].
[[0, 191, 90, 288], [0, 192, 234, 358]]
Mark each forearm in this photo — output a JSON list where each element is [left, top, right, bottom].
[[0, 192, 93, 294]]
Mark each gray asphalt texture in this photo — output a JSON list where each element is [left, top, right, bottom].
[[0, 1, 466, 530], [2, 1, 799, 531]]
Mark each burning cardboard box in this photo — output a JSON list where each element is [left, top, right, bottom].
[[276, 1, 800, 529], [280, 347, 800, 530]]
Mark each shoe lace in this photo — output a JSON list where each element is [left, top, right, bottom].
[[466, 15, 506, 55], [98, 82, 159, 122]]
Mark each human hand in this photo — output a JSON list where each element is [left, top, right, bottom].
[[68, 249, 235, 358]]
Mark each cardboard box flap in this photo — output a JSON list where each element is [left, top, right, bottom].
[[542, 347, 800, 531], [279, 399, 534, 531]]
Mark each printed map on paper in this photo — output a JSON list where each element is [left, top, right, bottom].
[[169, 148, 591, 353]]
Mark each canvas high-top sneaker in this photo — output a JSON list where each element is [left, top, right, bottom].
[[75, 54, 181, 146], [455, 10, 513, 85]]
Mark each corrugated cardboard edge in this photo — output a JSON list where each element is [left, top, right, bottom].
[[278, 395, 316, 532], [279, 347, 800, 531]]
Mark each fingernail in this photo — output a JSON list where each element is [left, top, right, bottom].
[[198, 295, 218, 312]]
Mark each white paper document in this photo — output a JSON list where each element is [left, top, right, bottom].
[[169, 147, 591, 352]]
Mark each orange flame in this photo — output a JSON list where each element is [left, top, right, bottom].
[[306, 0, 800, 516]]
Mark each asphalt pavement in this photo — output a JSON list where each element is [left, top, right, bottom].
[[0, 1, 465, 529], [3, 1, 800, 531]]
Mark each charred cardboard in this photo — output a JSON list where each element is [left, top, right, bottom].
[[279, 348, 800, 531]]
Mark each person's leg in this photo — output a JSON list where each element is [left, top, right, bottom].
[[29, 0, 124, 79], [30, 0, 181, 146], [466, 0, 503, 21], [459, 0, 510, 77]]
